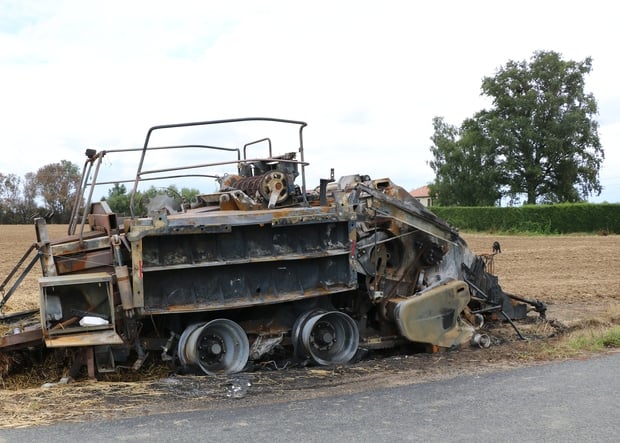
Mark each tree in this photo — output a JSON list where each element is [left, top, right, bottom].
[[179, 186, 201, 205], [21, 172, 40, 221], [34, 160, 81, 223], [0, 172, 41, 223], [102, 183, 131, 215], [428, 117, 502, 206], [103, 184, 202, 216], [479, 50, 603, 204], [0, 173, 21, 222]]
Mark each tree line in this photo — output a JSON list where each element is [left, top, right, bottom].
[[0, 160, 81, 224], [0, 161, 200, 224]]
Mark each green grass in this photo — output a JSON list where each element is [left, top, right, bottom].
[[568, 325, 620, 350], [539, 324, 620, 359]]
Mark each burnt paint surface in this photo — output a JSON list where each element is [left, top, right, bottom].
[[139, 220, 355, 312]]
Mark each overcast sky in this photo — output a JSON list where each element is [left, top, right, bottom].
[[1, 0, 618, 203]]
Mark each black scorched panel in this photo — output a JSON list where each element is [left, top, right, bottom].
[[139, 221, 355, 313]]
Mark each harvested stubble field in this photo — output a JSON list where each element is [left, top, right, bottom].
[[0, 224, 619, 428]]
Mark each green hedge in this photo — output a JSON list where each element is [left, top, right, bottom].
[[430, 203, 620, 234]]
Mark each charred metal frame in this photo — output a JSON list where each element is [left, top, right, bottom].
[[127, 117, 309, 218], [0, 117, 544, 379]]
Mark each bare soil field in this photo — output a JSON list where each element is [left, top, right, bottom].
[[0, 224, 70, 313], [463, 232, 620, 323], [1, 225, 619, 428]]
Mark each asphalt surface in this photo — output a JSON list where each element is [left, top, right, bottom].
[[1, 352, 618, 442]]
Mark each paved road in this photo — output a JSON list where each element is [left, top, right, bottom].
[[1, 352, 618, 442]]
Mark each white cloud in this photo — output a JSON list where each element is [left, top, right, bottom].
[[1, 0, 618, 202]]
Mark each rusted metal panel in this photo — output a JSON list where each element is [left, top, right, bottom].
[[130, 238, 145, 309], [35, 218, 57, 277], [39, 272, 113, 286], [0, 328, 43, 351], [126, 206, 349, 241], [44, 330, 124, 347], [88, 212, 118, 236], [54, 249, 113, 274], [49, 236, 111, 255]]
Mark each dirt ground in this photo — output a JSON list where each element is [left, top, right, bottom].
[[1, 225, 619, 428]]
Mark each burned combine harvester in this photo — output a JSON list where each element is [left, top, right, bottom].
[[0, 118, 545, 378]]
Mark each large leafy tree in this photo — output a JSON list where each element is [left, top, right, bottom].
[[34, 160, 82, 223], [428, 117, 502, 206], [479, 50, 603, 204]]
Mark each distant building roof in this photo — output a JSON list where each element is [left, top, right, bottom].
[[410, 185, 430, 198]]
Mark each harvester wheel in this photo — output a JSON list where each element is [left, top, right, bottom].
[[292, 310, 359, 366], [178, 319, 249, 375]]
